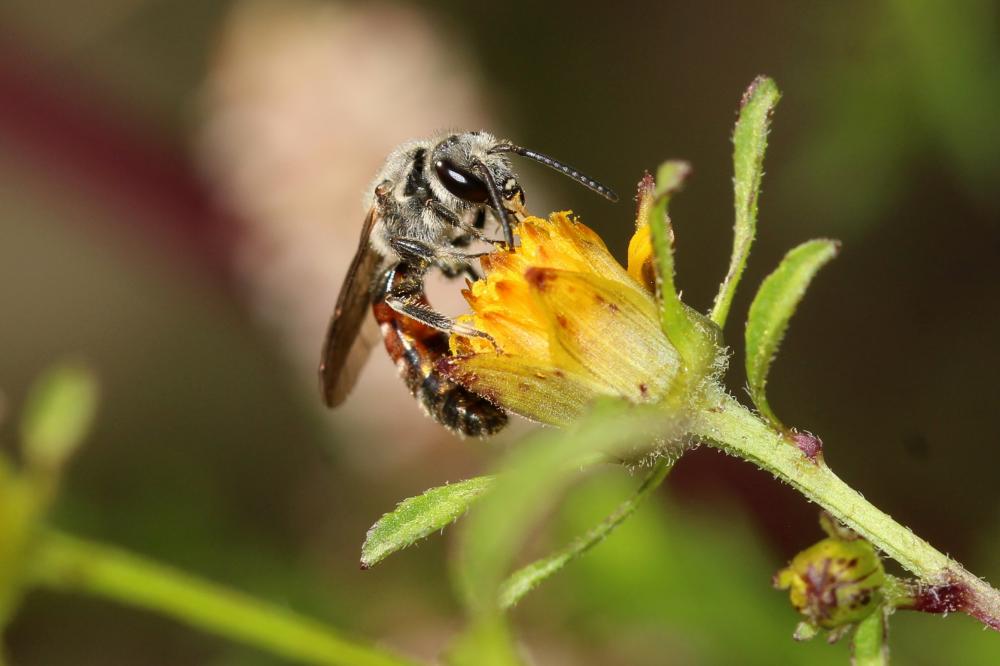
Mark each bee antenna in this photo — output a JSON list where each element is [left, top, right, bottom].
[[472, 159, 516, 248], [490, 143, 619, 202]]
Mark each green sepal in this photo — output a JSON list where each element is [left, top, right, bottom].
[[646, 162, 722, 391]]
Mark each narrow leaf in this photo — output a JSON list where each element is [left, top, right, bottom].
[[20, 363, 98, 472], [450, 403, 685, 662], [361, 476, 494, 569], [851, 609, 889, 666], [647, 160, 689, 329], [457, 401, 683, 615], [445, 617, 521, 666], [711, 75, 781, 328], [33, 531, 424, 666], [498, 454, 676, 609], [745, 239, 839, 430], [646, 162, 722, 392]]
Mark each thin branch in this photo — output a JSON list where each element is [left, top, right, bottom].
[[27, 530, 424, 666], [499, 453, 677, 609], [691, 387, 1000, 632]]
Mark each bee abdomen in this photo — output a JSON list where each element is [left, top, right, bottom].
[[418, 372, 507, 437], [374, 293, 507, 437]]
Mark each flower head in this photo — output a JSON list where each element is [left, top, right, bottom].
[[439, 211, 680, 426], [774, 529, 885, 632]]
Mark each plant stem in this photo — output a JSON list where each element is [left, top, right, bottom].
[[27, 530, 424, 666], [691, 387, 1000, 632]]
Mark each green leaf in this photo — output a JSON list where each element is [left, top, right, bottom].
[[1, 365, 97, 627], [361, 476, 494, 569], [0, 471, 39, 627], [647, 160, 690, 337], [20, 363, 99, 472], [498, 454, 676, 609], [553, 477, 847, 665], [456, 401, 682, 615], [646, 162, 721, 387], [445, 617, 521, 666], [450, 402, 684, 662], [745, 239, 838, 430], [851, 609, 888, 666], [32, 531, 424, 666], [711, 75, 781, 328]]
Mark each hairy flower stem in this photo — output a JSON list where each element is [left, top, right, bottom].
[[691, 386, 1000, 632]]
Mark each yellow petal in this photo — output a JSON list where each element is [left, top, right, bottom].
[[627, 224, 656, 293], [447, 209, 684, 425], [454, 276, 550, 357], [627, 173, 658, 293], [547, 213, 627, 281], [437, 354, 598, 426], [524, 267, 679, 402]]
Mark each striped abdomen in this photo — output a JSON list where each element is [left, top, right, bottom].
[[372, 264, 507, 437]]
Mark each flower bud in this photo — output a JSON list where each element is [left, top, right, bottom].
[[774, 533, 885, 631]]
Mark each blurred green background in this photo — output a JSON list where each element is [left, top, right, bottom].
[[1, 0, 998, 664]]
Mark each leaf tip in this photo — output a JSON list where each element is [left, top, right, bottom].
[[635, 171, 655, 208], [21, 361, 100, 471], [654, 160, 691, 199], [740, 75, 781, 110]]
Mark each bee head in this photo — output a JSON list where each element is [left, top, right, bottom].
[[429, 131, 616, 247], [430, 133, 520, 205], [429, 132, 522, 246]]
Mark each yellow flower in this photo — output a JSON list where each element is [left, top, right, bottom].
[[439, 210, 680, 426]]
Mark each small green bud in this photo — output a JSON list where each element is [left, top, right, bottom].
[[774, 532, 885, 631], [20, 364, 98, 473]]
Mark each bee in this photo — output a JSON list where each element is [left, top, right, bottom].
[[319, 131, 617, 436]]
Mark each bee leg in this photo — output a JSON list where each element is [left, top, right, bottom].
[[417, 237, 482, 280], [438, 262, 478, 280], [385, 252, 498, 350], [473, 208, 488, 230], [437, 262, 481, 281], [385, 295, 497, 348], [426, 200, 499, 244], [389, 237, 489, 270], [392, 237, 482, 281], [463, 264, 482, 281]]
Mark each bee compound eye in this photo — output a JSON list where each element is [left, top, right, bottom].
[[434, 158, 490, 203]]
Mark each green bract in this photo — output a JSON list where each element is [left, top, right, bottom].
[[746, 239, 840, 432], [361, 476, 494, 569]]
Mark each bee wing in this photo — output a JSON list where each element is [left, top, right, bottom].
[[319, 207, 384, 407]]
